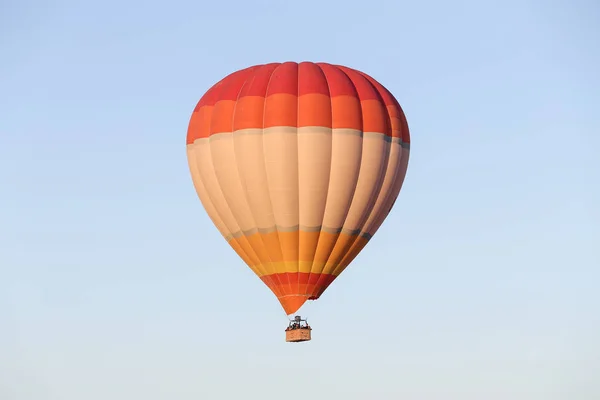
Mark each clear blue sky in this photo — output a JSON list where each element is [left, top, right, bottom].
[[1, 0, 599, 399]]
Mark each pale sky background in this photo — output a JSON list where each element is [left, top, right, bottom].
[[1, 0, 599, 399]]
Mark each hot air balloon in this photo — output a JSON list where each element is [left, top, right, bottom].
[[186, 62, 410, 342]]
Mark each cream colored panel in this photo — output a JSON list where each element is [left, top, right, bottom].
[[297, 126, 332, 228], [361, 141, 404, 236], [365, 146, 410, 236], [308, 128, 364, 275], [320, 129, 363, 229], [187, 146, 229, 237], [209, 133, 256, 232], [341, 132, 391, 232], [262, 127, 299, 228], [232, 129, 276, 230], [187, 140, 240, 235]]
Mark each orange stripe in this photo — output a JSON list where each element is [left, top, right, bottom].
[[200, 95, 369, 133], [226, 231, 369, 266], [361, 99, 390, 134], [186, 105, 213, 141], [331, 95, 362, 129], [186, 62, 409, 143], [228, 237, 260, 267], [209, 100, 235, 135], [264, 93, 297, 128], [233, 94, 338, 131], [298, 93, 331, 127], [187, 97, 397, 139], [232, 96, 264, 131], [333, 236, 371, 276]]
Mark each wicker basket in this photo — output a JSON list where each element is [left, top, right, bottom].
[[286, 328, 312, 342]]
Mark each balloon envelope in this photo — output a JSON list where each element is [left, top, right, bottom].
[[186, 62, 410, 315]]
